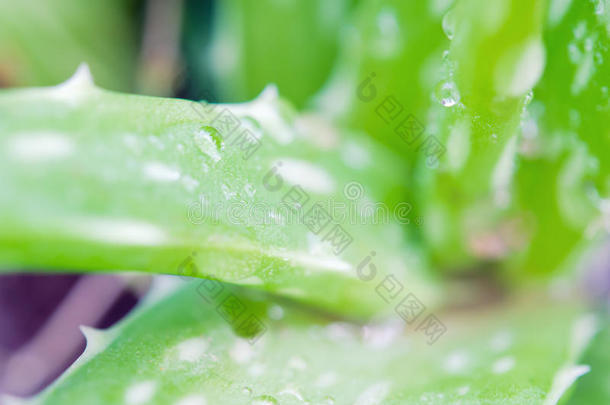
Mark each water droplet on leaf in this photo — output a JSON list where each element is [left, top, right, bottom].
[[442, 9, 456, 40], [435, 80, 460, 107], [194, 126, 223, 163]]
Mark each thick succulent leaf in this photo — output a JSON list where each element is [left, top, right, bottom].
[[315, 0, 450, 157], [23, 279, 598, 405], [414, 0, 547, 271], [0, 0, 136, 91], [0, 67, 438, 318], [207, 0, 352, 107], [510, 0, 610, 275], [315, 0, 556, 273]]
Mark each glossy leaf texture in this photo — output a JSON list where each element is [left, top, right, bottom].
[[0, 67, 439, 319], [510, 0, 610, 276], [20, 279, 599, 405]]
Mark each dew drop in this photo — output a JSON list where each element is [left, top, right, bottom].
[[251, 395, 278, 405], [194, 126, 223, 163], [435, 80, 460, 107], [594, 0, 605, 15], [242, 387, 253, 396], [442, 9, 456, 40]]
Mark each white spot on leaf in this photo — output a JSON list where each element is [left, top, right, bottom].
[[274, 158, 335, 194], [495, 38, 546, 97], [492, 356, 515, 374], [67, 217, 168, 246], [9, 131, 74, 163], [143, 162, 181, 182], [125, 381, 156, 405], [175, 338, 208, 362]]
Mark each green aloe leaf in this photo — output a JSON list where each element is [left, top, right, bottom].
[[207, 0, 353, 107], [0, 0, 136, 91], [315, 0, 450, 158], [0, 67, 438, 318], [510, 0, 610, 276], [20, 279, 598, 405], [416, 0, 547, 271]]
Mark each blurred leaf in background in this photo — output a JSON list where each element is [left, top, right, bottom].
[[0, 0, 138, 91], [315, 0, 450, 158], [511, 0, 610, 276], [31, 281, 598, 405], [414, 0, 546, 273], [205, 0, 354, 108]]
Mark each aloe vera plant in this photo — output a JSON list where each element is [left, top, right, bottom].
[[0, 66, 438, 319], [20, 280, 599, 405], [511, 0, 610, 276], [1, 0, 609, 403]]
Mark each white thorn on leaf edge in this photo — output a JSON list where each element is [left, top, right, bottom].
[[256, 84, 279, 103], [79, 325, 114, 362], [229, 83, 295, 144], [49, 63, 96, 103], [542, 313, 599, 405], [542, 364, 591, 405], [59, 63, 95, 88]]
